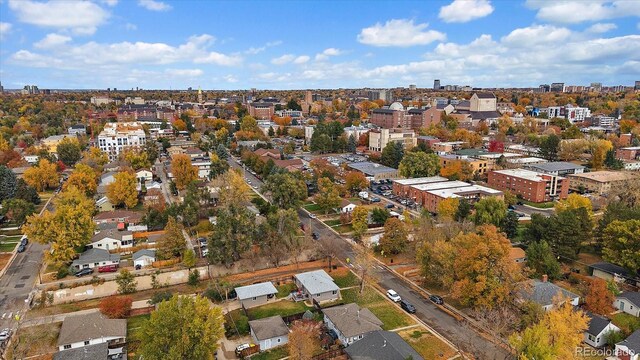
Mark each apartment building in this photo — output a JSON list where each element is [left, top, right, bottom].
[[423, 184, 503, 213], [439, 154, 492, 176], [97, 122, 147, 161], [368, 128, 417, 152], [488, 169, 569, 203], [547, 105, 591, 123], [526, 161, 585, 176], [617, 147, 640, 161], [391, 176, 449, 198], [567, 171, 638, 195], [248, 102, 275, 120]]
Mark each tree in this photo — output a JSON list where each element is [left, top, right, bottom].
[[182, 249, 196, 268], [510, 300, 588, 360], [473, 197, 507, 227], [116, 269, 137, 294], [171, 154, 198, 190], [450, 225, 521, 309], [370, 207, 390, 224], [439, 159, 474, 181], [263, 172, 308, 209], [286, 98, 302, 111], [209, 153, 229, 178], [56, 137, 82, 166], [455, 198, 471, 222], [525, 241, 561, 280], [344, 171, 368, 195], [351, 206, 369, 241], [23, 187, 95, 264], [14, 178, 40, 204], [207, 204, 255, 267], [1, 198, 35, 225], [0, 165, 17, 202], [554, 193, 593, 218], [217, 170, 251, 207], [65, 163, 98, 196], [539, 134, 561, 161], [99, 296, 133, 319], [590, 139, 613, 170], [157, 217, 187, 260], [347, 134, 357, 153], [259, 209, 304, 267], [144, 141, 159, 164], [547, 208, 592, 262], [500, 210, 520, 239], [288, 320, 321, 360], [437, 198, 459, 220], [23, 159, 59, 191], [309, 159, 337, 181], [106, 171, 138, 209], [604, 148, 624, 170], [215, 143, 229, 159], [315, 177, 341, 214], [398, 151, 440, 178], [602, 219, 640, 273], [380, 142, 404, 168], [81, 147, 109, 168], [379, 218, 408, 255], [585, 278, 614, 315], [139, 295, 224, 360]]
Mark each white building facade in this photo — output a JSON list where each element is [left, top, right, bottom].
[[97, 122, 147, 160]]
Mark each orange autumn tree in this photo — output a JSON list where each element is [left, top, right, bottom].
[[584, 278, 614, 315], [440, 160, 474, 181], [171, 154, 198, 190]]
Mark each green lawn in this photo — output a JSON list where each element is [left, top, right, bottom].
[[324, 219, 342, 227], [330, 269, 359, 288], [303, 203, 321, 212], [521, 200, 555, 209], [612, 312, 640, 334], [127, 314, 150, 355], [276, 283, 296, 298], [0, 242, 17, 252], [341, 287, 414, 330], [336, 224, 353, 234], [251, 346, 289, 360], [399, 329, 456, 359], [0, 229, 23, 236], [247, 300, 312, 320], [225, 309, 250, 337]]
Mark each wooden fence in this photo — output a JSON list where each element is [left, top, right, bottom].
[[311, 348, 345, 360]]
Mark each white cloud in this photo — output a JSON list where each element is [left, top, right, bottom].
[[193, 52, 242, 66], [125, 23, 137, 31], [293, 55, 310, 64], [439, 0, 494, 23], [502, 25, 571, 46], [315, 48, 343, 61], [245, 40, 282, 55], [165, 68, 203, 77], [223, 74, 238, 83], [586, 23, 617, 33], [526, 0, 640, 24], [34, 33, 72, 49], [101, 0, 118, 6], [138, 0, 172, 12], [0, 22, 11, 40], [8, 0, 110, 35], [271, 54, 295, 65], [357, 19, 445, 47]]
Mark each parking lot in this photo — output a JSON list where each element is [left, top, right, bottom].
[[368, 180, 418, 212]]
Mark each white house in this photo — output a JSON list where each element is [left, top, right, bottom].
[[323, 303, 383, 346], [71, 248, 120, 271], [235, 282, 278, 309], [340, 200, 357, 213], [248, 316, 289, 351], [91, 229, 134, 250], [56, 312, 126, 353], [614, 292, 640, 317], [584, 312, 620, 348], [96, 197, 115, 212], [135, 169, 153, 183], [132, 249, 156, 268], [294, 270, 340, 303], [615, 329, 640, 360]]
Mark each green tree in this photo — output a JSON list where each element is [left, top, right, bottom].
[[525, 241, 561, 280], [116, 269, 137, 294], [315, 177, 341, 214], [351, 206, 369, 241], [139, 295, 224, 360], [0, 165, 17, 202], [259, 208, 304, 267], [602, 219, 640, 273], [182, 249, 196, 268], [144, 140, 159, 164], [473, 197, 507, 227], [500, 211, 520, 239], [604, 148, 624, 170], [1, 198, 35, 225], [215, 144, 229, 159], [371, 207, 390, 224], [522, 213, 551, 244], [380, 142, 404, 168], [539, 134, 560, 161], [287, 98, 302, 111], [14, 178, 40, 204], [157, 217, 187, 260], [263, 172, 308, 209], [268, 126, 275, 137], [547, 208, 592, 262], [347, 134, 357, 153], [455, 198, 471, 222], [379, 218, 408, 255], [56, 137, 82, 166], [207, 204, 255, 267], [398, 151, 440, 178]]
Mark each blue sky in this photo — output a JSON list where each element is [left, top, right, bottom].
[[0, 0, 639, 90]]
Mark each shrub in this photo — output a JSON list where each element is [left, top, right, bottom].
[[188, 269, 200, 286], [148, 291, 173, 305], [99, 296, 133, 318], [56, 266, 69, 279]]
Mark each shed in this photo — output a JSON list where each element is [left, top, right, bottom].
[[248, 316, 289, 351]]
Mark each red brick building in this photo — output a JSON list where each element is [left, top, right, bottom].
[[616, 146, 640, 161], [488, 169, 569, 203], [248, 103, 275, 120]]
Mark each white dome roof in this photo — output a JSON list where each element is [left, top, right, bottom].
[[389, 102, 404, 111]]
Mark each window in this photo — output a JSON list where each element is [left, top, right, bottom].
[[252, 297, 256, 301], [332, 291, 337, 295], [84, 341, 90, 345], [63, 345, 71, 349], [588, 334, 595, 341], [277, 338, 281, 343]]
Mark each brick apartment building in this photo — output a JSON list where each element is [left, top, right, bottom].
[[567, 171, 638, 195], [369, 103, 442, 130], [617, 146, 640, 161], [248, 102, 275, 120], [488, 169, 569, 203]]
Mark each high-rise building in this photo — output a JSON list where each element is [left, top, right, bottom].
[[97, 122, 147, 161], [0, 82, 3, 93], [550, 83, 565, 92], [433, 79, 441, 90], [635, 81, 640, 90], [409, 84, 417, 91], [197, 87, 203, 103], [21, 85, 39, 95], [590, 82, 602, 92], [305, 90, 312, 104]]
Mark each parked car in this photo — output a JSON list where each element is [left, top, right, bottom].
[[98, 264, 118, 273], [309, 213, 317, 219], [0, 328, 11, 342], [386, 289, 401, 302], [385, 204, 394, 209], [507, 205, 516, 210], [429, 294, 444, 305], [198, 237, 207, 245], [370, 197, 381, 203], [75, 268, 94, 277], [400, 300, 416, 314], [201, 248, 209, 257], [235, 343, 257, 357], [17, 243, 26, 253], [20, 235, 28, 246], [312, 232, 319, 240]]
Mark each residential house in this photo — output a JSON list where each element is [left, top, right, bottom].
[[248, 316, 289, 351], [93, 210, 143, 225], [132, 249, 156, 268], [615, 329, 640, 360], [42, 134, 71, 154], [90, 229, 134, 250], [584, 312, 620, 348], [67, 124, 87, 136], [589, 262, 636, 284], [510, 247, 527, 265], [71, 248, 120, 271], [135, 169, 153, 183], [254, 148, 281, 160], [95, 197, 115, 212], [340, 200, 356, 213], [235, 282, 279, 309], [294, 269, 340, 303], [53, 343, 110, 360], [323, 303, 383, 346], [56, 312, 126, 355], [103, 160, 129, 172], [185, 147, 206, 159], [614, 292, 640, 317], [517, 276, 580, 311], [344, 330, 423, 360]]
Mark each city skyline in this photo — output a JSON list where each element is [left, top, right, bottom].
[[0, 0, 639, 90]]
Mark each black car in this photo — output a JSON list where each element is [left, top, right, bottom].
[[429, 295, 444, 305], [312, 232, 319, 240], [17, 244, 26, 253], [75, 268, 94, 277], [400, 300, 416, 314], [385, 204, 394, 209], [20, 236, 28, 246]]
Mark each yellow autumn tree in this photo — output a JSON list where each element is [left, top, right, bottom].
[[589, 139, 613, 170], [171, 154, 198, 190], [64, 163, 98, 196], [554, 193, 593, 218], [437, 198, 459, 220], [23, 159, 59, 191], [107, 171, 138, 209], [440, 160, 474, 181]]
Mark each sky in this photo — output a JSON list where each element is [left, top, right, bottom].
[[0, 0, 639, 90]]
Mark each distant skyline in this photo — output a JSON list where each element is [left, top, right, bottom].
[[0, 0, 639, 90]]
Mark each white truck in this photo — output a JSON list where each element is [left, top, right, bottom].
[[358, 191, 369, 200]]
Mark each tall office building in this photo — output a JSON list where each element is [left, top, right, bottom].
[[433, 79, 441, 90], [635, 81, 640, 90], [550, 83, 565, 93]]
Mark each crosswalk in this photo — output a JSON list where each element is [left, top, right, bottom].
[[0, 310, 23, 320]]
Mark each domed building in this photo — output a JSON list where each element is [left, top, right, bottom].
[[388, 102, 404, 111]]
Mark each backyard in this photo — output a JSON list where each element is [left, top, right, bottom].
[[329, 267, 360, 288], [247, 299, 313, 320], [398, 328, 457, 359], [5, 322, 61, 359], [341, 287, 414, 330], [127, 314, 150, 356], [251, 346, 289, 360]]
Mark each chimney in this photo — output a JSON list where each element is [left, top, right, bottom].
[[542, 274, 548, 283]]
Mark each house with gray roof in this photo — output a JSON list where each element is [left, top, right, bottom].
[[57, 311, 126, 356], [517, 277, 580, 311], [323, 303, 383, 346], [615, 329, 640, 360], [525, 161, 585, 176], [248, 316, 289, 351], [294, 269, 340, 303], [54, 343, 109, 360], [347, 162, 399, 181], [71, 248, 120, 271], [91, 229, 133, 250], [235, 282, 278, 309], [584, 312, 620, 348], [344, 330, 423, 360], [133, 249, 156, 269], [615, 292, 640, 317]]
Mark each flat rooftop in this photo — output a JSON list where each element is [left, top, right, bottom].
[[492, 169, 564, 182], [527, 161, 585, 172], [477, 152, 522, 159], [348, 162, 397, 175], [568, 171, 637, 183], [507, 157, 548, 164], [427, 185, 503, 198], [393, 176, 448, 186], [411, 180, 469, 191]]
